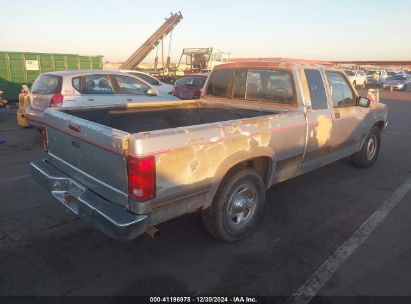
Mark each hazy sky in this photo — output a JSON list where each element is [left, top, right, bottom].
[[1, 0, 411, 62]]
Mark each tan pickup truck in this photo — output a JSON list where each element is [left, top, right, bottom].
[[31, 62, 388, 242]]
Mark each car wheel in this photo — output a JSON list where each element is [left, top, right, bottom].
[[202, 167, 266, 242], [351, 126, 381, 168]]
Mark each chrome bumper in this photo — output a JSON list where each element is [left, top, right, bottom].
[[383, 120, 389, 132], [30, 160, 148, 241]]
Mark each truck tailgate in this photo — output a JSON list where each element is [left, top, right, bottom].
[[44, 108, 130, 208]]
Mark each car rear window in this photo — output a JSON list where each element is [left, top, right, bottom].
[[31, 74, 62, 95], [245, 69, 294, 104], [176, 76, 207, 87], [206, 68, 295, 105]]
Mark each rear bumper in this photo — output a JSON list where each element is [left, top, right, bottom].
[[30, 159, 148, 241], [25, 107, 45, 128], [368, 79, 382, 85], [383, 84, 406, 90]]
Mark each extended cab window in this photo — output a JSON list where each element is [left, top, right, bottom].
[[304, 69, 328, 110], [206, 69, 234, 98], [82, 75, 114, 94], [326, 72, 354, 107], [246, 70, 293, 104]]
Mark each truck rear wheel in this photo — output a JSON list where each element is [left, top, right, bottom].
[[351, 126, 381, 168], [202, 168, 266, 242]]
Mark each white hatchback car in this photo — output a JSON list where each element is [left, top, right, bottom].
[[25, 70, 179, 128]]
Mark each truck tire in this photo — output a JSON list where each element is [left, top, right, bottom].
[[351, 126, 381, 168], [202, 168, 266, 242]]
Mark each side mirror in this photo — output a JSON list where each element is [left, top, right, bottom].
[[146, 88, 157, 96], [358, 96, 371, 108]]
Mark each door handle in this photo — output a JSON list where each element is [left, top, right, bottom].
[[88, 98, 95, 101], [126, 98, 133, 101], [335, 112, 341, 119]]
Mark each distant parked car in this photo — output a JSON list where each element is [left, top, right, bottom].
[[383, 75, 408, 91], [367, 70, 388, 86], [172, 73, 208, 99], [395, 71, 407, 77], [120, 70, 174, 95], [25, 70, 179, 128], [345, 70, 367, 88]]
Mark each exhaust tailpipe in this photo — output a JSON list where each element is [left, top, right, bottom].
[[145, 226, 160, 238]]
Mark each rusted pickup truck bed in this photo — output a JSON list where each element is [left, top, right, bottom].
[[63, 102, 275, 133]]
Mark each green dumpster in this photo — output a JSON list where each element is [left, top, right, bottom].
[[0, 51, 103, 100]]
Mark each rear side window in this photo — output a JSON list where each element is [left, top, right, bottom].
[[245, 70, 293, 104], [206, 69, 234, 98], [176, 76, 206, 87], [304, 69, 328, 110], [31, 75, 62, 95], [82, 75, 114, 94], [326, 72, 354, 107]]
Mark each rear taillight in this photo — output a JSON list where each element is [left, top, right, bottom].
[[50, 94, 64, 107], [68, 123, 81, 132], [18, 90, 25, 108], [127, 156, 155, 201], [42, 125, 48, 152]]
